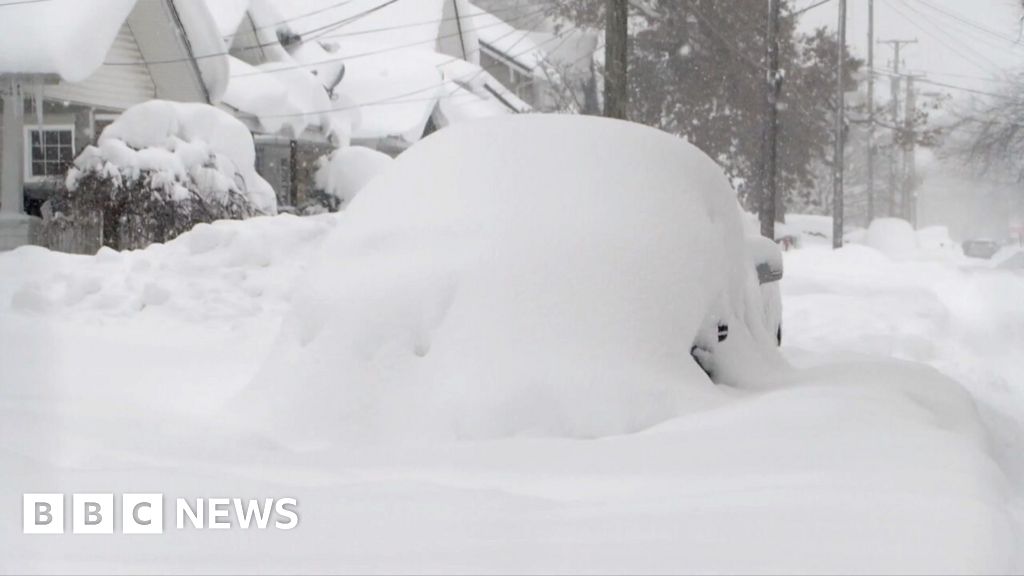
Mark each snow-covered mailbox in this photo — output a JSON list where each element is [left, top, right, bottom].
[[0, 0, 229, 252]]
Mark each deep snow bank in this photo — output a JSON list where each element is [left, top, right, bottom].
[[239, 116, 781, 445], [314, 146, 394, 207], [866, 218, 918, 257], [1, 214, 337, 323], [0, 210, 1014, 572]]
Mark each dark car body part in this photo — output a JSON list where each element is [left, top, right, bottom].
[[963, 239, 1002, 260]]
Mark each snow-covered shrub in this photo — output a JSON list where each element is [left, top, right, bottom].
[[54, 101, 275, 250], [866, 218, 918, 257], [311, 146, 393, 211]]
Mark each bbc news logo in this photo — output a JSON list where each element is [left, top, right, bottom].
[[23, 494, 299, 534]]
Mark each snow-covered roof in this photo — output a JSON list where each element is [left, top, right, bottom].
[[222, 57, 336, 139], [433, 56, 530, 120], [0, 0, 137, 82], [270, 0, 457, 55], [463, 2, 549, 76], [331, 48, 445, 143], [207, 0, 527, 146], [0, 0, 229, 105], [172, 0, 231, 103]]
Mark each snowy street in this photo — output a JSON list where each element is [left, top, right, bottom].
[[1, 212, 1021, 573], [3, 0, 1024, 572]]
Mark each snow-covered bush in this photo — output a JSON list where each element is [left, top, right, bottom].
[[54, 101, 275, 250], [866, 218, 918, 257], [311, 146, 393, 211]]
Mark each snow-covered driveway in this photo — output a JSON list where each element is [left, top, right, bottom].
[[0, 214, 1020, 573]]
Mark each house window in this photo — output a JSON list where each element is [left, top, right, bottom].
[[24, 125, 75, 180]]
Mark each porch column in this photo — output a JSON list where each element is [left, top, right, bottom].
[[1, 77, 25, 215]]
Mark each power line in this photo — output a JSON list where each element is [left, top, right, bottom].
[[309, 4, 528, 42], [232, 0, 359, 37], [872, 69, 1019, 100], [284, 0, 404, 43], [104, 2, 550, 71], [883, 0, 1003, 75], [254, 20, 579, 121], [915, 77, 1018, 100], [907, 0, 1021, 46], [106, 0, 397, 65], [0, 0, 50, 6], [789, 0, 835, 18], [229, 5, 553, 79]]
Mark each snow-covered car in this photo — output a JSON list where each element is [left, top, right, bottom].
[[245, 115, 785, 442], [963, 238, 1002, 259], [749, 235, 784, 344]]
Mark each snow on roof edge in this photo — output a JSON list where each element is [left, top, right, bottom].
[[0, 0, 138, 82]]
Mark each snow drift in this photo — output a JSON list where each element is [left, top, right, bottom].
[[238, 116, 782, 445], [314, 146, 394, 207], [0, 206, 1014, 572], [866, 217, 919, 257]]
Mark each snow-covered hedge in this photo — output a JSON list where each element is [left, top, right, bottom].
[[54, 101, 276, 250]]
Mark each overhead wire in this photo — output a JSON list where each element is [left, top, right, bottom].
[[255, 19, 582, 120], [228, 4, 555, 78]]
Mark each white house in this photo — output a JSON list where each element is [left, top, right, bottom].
[[0, 0, 228, 250], [259, 0, 532, 155], [0, 0, 539, 249]]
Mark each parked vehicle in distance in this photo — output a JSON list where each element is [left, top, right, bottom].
[[963, 238, 1002, 259]]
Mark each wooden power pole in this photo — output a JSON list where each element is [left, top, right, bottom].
[[878, 38, 916, 216], [833, 0, 847, 249], [604, 0, 628, 120], [866, 0, 875, 224], [760, 0, 783, 240], [903, 75, 919, 225]]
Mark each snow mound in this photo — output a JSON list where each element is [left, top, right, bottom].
[[71, 100, 277, 214], [238, 115, 781, 445], [917, 225, 960, 254], [866, 218, 918, 257], [314, 146, 394, 207], [1, 215, 337, 323]]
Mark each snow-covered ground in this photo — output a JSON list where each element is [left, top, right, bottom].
[[1, 212, 1019, 573]]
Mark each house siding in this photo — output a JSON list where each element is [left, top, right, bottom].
[[43, 24, 156, 111]]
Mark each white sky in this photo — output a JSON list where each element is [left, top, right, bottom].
[[797, 0, 1024, 97]]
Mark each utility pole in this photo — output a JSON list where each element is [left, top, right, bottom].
[[866, 0, 875, 225], [878, 39, 916, 217], [760, 0, 783, 240], [833, 0, 847, 250], [903, 75, 920, 225], [604, 0, 628, 120]]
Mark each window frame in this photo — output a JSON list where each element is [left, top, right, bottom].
[[23, 124, 76, 182]]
